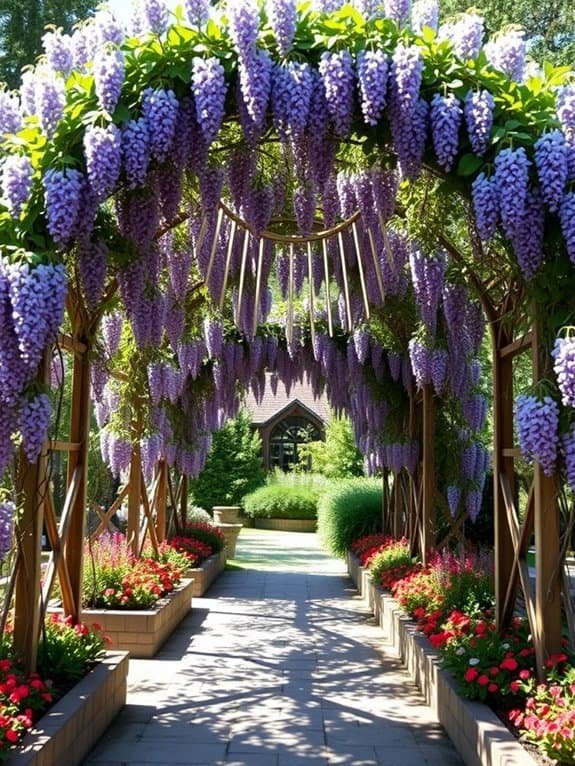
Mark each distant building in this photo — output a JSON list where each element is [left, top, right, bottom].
[[243, 374, 330, 472]]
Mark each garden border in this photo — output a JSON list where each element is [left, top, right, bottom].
[[254, 518, 317, 532], [9, 650, 129, 766], [77, 577, 194, 659], [346, 552, 539, 766], [187, 550, 227, 597]]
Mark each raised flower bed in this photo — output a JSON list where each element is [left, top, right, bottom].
[[11, 651, 129, 766], [186, 549, 227, 597], [347, 551, 540, 766], [79, 577, 194, 659]]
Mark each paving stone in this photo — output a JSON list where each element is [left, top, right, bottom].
[[82, 531, 463, 766]]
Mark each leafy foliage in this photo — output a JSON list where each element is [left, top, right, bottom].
[[243, 473, 328, 519], [298, 416, 364, 478], [317, 478, 382, 557], [189, 412, 266, 510], [441, 0, 575, 67], [0, 0, 97, 88]]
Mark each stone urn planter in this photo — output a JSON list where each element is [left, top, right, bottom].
[[11, 651, 129, 766], [212, 505, 241, 524]]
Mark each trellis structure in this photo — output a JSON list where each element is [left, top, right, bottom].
[[0, 2, 574, 682]]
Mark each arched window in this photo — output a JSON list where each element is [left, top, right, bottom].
[[269, 416, 321, 472]]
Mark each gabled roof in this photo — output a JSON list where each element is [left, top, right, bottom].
[[243, 374, 331, 426]]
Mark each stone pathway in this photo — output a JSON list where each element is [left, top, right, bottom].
[[84, 530, 463, 766]]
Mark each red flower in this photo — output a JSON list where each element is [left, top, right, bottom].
[[5, 730, 19, 743], [545, 653, 568, 668], [519, 669, 531, 680], [488, 683, 499, 693], [477, 674, 490, 687], [464, 668, 479, 683], [509, 680, 521, 693], [500, 657, 518, 672]]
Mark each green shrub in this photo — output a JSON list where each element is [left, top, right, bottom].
[[317, 478, 382, 557], [243, 480, 320, 520], [186, 505, 212, 524], [189, 412, 266, 509], [368, 541, 413, 583]]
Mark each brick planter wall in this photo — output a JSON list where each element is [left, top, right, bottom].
[[254, 518, 317, 532], [79, 578, 194, 659], [186, 550, 226, 597], [346, 553, 539, 766], [10, 651, 129, 766]]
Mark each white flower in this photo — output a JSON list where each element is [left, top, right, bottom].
[[469, 657, 480, 666], [501, 642, 510, 650], [455, 647, 466, 656]]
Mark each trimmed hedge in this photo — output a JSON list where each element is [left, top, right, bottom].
[[317, 478, 382, 557], [243, 483, 319, 520]]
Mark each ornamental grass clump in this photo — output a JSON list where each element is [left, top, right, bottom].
[[83, 532, 183, 609], [317, 478, 382, 557]]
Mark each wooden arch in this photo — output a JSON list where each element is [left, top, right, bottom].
[[1, 4, 573, 681]]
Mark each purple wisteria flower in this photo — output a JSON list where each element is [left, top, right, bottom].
[[267, 0, 296, 57], [84, 123, 122, 201], [430, 93, 462, 171], [192, 57, 227, 146], [464, 89, 494, 155], [1, 154, 33, 217], [94, 45, 125, 113], [357, 49, 389, 126], [515, 394, 559, 476], [533, 130, 568, 212], [484, 29, 526, 82], [319, 50, 355, 138], [553, 335, 575, 409], [410, 0, 439, 34], [438, 13, 484, 60], [43, 167, 84, 245]]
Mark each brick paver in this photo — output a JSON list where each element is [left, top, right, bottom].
[[83, 530, 463, 766]]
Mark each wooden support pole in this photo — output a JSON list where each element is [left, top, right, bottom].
[[63, 341, 91, 623], [13, 355, 49, 672], [179, 474, 188, 528], [127, 447, 141, 556], [421, 384, 435, 565], [155, 460, 167, 543], [13, 451, 46, 673], [532, 320, 562, 675], [492, 326, 517, 632]]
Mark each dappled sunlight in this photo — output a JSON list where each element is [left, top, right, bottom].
[[85, 529, 461, 765]]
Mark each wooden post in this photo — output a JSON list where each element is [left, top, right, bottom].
[[127, 447, 141, 556], [492, 327, 517, 631], [180, 473, 188, 528], [421, 384, 435, 565], [63, 340, 91, 623], [13, 450, 46, 673], [155, 460, 167, 543], [532, 320, 562, 673]]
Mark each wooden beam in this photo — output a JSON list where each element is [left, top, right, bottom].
[[532, 318, 562, 676], [63, 335, 91, 624], [154, 460, 167, 543], [13, 450, 45, 673], [127, 448, 142, 556], [48, 440, 81, 453], [498, 331, 533, 360], [421, 385, 435, 565], [492, 326, 517, 635], [56, 333, 87, 355]]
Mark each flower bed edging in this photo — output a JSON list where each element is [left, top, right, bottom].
[[186, 550, 227, 597], [9, 651, 129, 766], [79, 577, 194, 659], [346, 552, 539, 766], [254, 518, 317, 532]]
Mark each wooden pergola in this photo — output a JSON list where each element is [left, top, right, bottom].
[[0, 2, 573, 686]]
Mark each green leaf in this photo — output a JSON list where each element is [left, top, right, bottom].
[[457, 153, 484, 176]]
